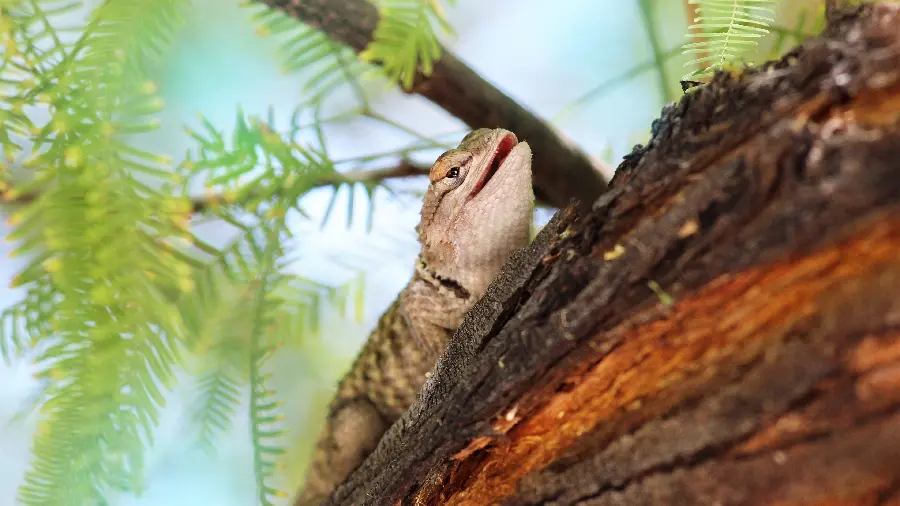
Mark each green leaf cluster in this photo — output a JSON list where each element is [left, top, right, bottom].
[[361, 0, 455, 89], [247, 0, 455, 99], [2, 0, 192, 504], [248, 4, 372, 106], [0, 1, 374, 503], [682, 0, 777, 80], [175, 106, 378, 501]]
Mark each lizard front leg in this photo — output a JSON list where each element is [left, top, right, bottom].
[[294, 289, 456, 506], [293, 397, 389, 506], [399, 276, 467, 360]]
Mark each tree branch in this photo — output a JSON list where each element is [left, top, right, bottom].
[[257, 0, 609, 210], [189, 159, 430, 213], [0, 160, 430, 214], [322, 3, 900, 505]]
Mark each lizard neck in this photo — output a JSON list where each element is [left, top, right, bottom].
[[403, 256, 477, 336], [414, 256, 474, 302]]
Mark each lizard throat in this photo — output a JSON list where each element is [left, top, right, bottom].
[[469, 133, 517, 199], [416, 259, 471, 300]]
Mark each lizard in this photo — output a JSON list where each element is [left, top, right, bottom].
[[293, 127, 535, 505]]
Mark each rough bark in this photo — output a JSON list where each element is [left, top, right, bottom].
[[325, 3, 900, 505], [258, 0, 608, 210]]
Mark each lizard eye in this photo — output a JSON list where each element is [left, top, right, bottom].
[[446, 167, 460, 178]]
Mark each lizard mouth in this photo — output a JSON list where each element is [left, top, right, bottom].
[[469, 133, 517, 198]]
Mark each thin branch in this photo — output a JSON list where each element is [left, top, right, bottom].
[[0, 161, 431, 215], [0, 157, 556, 226], [638, 0, 674, 102], [191, 160, 432, 213], [553, 15, 815, 124], [553, 45, 684, 123], [361, 109, 446, 149], [256, 0, 609, 210]]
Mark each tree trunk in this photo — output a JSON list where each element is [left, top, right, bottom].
[[328, 3, 900, 505]]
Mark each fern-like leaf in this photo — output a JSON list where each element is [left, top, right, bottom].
[[183, 108, 339, 216], [4, 1, 193, 504], [180, 248, 362, 450], [193, 367, 244, 451], [245, 228, 288, 506], [682, 0, 776, 80], [0, 305, 27, 364], [182, 106, 399, 236], [176, 108, 372, 458], [360, 0, 454, 90], [247, 4, 373, 106]]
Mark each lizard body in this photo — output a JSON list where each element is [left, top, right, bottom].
[[294, 128, 534, 505]]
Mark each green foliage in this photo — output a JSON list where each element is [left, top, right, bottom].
[[682, 0, 777, 80], [183, 107, 339, 216], [1, 0, 376, 503], [176, 107, 371, 467], [2, 0, 193, 504], [245, 231, 289, 505], [247, 0, 455, 96], [361, 0, 455, 90], [248, 4, 373, 106], [0, 307, 22, 361]]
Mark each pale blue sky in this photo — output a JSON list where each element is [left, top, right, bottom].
[[0, 1, 686, 504]]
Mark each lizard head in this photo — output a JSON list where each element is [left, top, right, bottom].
[[416, 128, 534, 300]]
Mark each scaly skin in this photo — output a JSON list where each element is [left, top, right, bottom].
[[294, 128, 534, 505]]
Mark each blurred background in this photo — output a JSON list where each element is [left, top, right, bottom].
[[0, 0, 824, 504]]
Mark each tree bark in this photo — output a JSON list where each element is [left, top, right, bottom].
[[257, 0, 609, 210], [325, 3, 900, 505]]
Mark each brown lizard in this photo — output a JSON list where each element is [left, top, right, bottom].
[[293, 128, 534, 505]]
